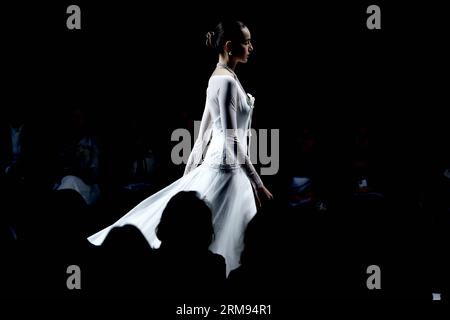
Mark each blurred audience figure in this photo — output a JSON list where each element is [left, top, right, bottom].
[[53, 106, 101, 205], [288, 127, 329, 211], [154, 191, 226, 299], [89, 224, 154, 298]]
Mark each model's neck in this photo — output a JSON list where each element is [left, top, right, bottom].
[[218, 55, 237, 70]]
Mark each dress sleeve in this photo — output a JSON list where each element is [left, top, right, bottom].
[[218, 77, 264, 188], [183, 104, 212, 175]]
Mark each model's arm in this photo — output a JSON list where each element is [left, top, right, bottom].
[[218, 77, 264, 188], [183, 105, 212, 176]]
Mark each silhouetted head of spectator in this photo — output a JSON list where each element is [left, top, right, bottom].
[[99, 224, 153, 297], [102, 224, 152, 257], [156, 191, 214, 251]]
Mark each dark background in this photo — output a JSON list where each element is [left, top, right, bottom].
[[3, 1, 448, 164], [1, 0, 449, 304], [4, 2, 448, 120]]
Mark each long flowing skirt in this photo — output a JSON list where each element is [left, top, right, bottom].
[[88, 164, 257, 275]]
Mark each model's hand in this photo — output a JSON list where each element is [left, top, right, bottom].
[[254, 185, 273, 208]]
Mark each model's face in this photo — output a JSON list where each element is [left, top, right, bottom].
[[236, 27, 253, 63]]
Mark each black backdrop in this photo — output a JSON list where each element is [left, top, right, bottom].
[[4, 1, 448, 126], [4, 1, 448, 156]]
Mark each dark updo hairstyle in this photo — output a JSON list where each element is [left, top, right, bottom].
[[205, 20, 247, 54]]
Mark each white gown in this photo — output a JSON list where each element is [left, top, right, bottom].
[[88, 74, 264, 276]]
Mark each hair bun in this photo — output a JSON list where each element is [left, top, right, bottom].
[[205, 31, 215, 48]]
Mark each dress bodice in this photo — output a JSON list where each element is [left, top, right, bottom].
[[184, 74, 262, 188], [203, 75, 254, 168]]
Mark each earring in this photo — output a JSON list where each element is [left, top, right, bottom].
[[228, 51, 232, 56]]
